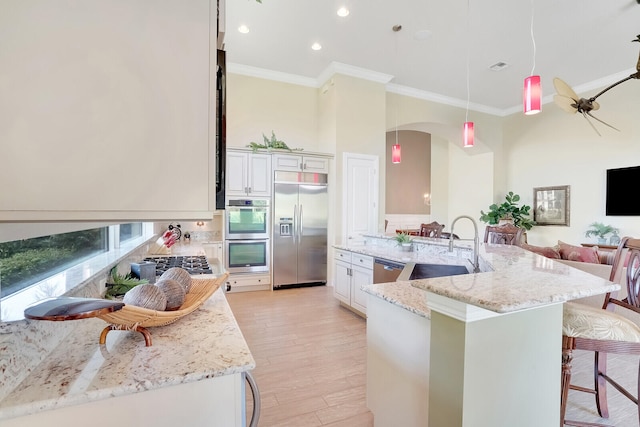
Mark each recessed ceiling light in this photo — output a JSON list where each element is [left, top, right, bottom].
[[238, 25, 250, 34], [489, 61, 509, 71], [337, 7, 350, 17], [311, 42, 322, 51], [413, 30, 432, 41]]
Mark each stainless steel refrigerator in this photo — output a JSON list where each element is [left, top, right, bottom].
[[273, 171, 328, 288]]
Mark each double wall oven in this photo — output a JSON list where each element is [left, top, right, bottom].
[[225, 199, 270, 274]]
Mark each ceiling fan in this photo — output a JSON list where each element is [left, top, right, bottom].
[[553, 34, 640, 135]]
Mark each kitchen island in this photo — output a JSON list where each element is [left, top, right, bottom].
[[344, 234, 620, 427], [0, 259, 255, 427]]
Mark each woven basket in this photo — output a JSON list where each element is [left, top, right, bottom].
[[98, 273, 227, 329]]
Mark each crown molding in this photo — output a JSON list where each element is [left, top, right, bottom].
[[227, 63, 318, 88], [386, 83, 504, 116], [227, 63, 638, 118], [317, 62, 394, 87]]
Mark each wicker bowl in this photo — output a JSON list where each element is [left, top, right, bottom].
[[97, 273, 227, 346]]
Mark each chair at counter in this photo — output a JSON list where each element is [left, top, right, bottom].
[[419, 222, 445, 238]]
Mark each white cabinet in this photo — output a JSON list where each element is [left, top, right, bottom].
[[3, 374, 245, 427], [226, 150, 271, 198], [333, 249, 373, 316], [0, 1, 216, 222], [273, 153, 329, 173], [202, 241, 224, 264], [225, 272, 270, 293]]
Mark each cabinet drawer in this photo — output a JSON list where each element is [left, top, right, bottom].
[[352, 254, 373, 269], [226, 274, 270, 287], [334, 249, 352, 263]]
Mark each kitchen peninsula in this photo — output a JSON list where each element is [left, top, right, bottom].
[[340, 234, 620, 427], [0, 247, 255, 427]]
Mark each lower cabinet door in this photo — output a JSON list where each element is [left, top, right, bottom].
[[333, 260, 351, 304], [351, 265, 373, 314]]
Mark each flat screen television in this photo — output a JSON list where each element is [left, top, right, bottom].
[[606, 166, 640, 215]]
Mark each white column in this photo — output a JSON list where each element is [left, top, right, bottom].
[[427, 293, 562, 427]]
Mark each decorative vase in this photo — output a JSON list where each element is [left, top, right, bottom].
[[401, 243, 413, 252], [498, 218, 514, 226], [609, 233, 621, 246]]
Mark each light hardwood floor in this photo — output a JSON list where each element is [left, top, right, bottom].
[[227, 285, 639, 427]]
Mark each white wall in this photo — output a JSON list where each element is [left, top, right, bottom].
[[227, 71, 640, 249], [504, 81, 640, 246], [225, 74, 320, 151]]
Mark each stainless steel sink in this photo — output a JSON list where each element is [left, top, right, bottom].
[[396, 261, 472, 281], [408, 263, 471, 280]]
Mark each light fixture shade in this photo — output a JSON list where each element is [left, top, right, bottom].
[[523, 75, 542, 115], [392, 143, 401, 164], [463, 122, 474, 148]]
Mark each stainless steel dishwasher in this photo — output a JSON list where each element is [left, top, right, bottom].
[[373, 258, 405, 283]]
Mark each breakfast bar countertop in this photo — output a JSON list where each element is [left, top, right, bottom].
[[0, 283, 255, 421], [343, 235, 620, 315]]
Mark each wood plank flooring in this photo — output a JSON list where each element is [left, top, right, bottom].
[[226, 285, 639, 427]]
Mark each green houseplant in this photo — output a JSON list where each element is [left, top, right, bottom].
[[105, 266, 148, 299], [394, 232, 414, 251], [585, 222, 619, 244], [247, 131, 302, 153], [479, 191, 535, 230]]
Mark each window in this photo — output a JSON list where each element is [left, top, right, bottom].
[[1, 223, 154, 322], [119, 222, 143, 244], [0, 227, 108, 298]]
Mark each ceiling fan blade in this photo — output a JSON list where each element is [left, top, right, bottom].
[[553, 94, 578, 114], [591, 100, 600, 111], [581, 111, 602, 136], [586, 111, 620, 132], [553, 77, 579, 100]]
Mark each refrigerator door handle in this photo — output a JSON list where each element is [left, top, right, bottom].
[[298, 204, 303, 242], [293, 204, 298, 239]]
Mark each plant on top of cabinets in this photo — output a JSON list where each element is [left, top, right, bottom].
[[246, 131, 302, 153]]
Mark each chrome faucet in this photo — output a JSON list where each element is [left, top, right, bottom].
[[449, 215, 480, 273]]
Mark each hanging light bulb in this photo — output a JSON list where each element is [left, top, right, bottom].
[[463, 122, 474, 147], [523, 0, 541, 115], [523, 75, 541, 114], [392, 143, 401, 164]]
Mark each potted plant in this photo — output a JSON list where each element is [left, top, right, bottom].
[[479, 191, 535, 230], [105, 266, 149, 299], [585, 222, 619, 245], [394, 232, 414, 252]]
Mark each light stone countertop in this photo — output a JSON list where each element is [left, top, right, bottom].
[[343, 235, 620, 315], [363, 282, 430, 318], [0, 276, 255, 421]]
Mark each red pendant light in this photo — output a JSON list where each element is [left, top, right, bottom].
[[463, 122, 474, 148], [392, 143, 401, 164], [523, 75, 542, 115]]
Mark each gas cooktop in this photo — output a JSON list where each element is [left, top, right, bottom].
[[142, 255, 213, 276]]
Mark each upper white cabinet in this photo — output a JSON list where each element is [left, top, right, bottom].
[[226, 150, 272, 198], [273, 154, 329, 174], [0, 0, 217, 222]]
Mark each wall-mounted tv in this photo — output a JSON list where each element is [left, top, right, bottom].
[[606, 166, 640, 216]]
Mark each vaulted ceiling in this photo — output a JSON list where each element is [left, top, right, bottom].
[[223, 0, 640, 116]]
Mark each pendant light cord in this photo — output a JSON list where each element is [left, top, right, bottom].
[[530, 0, 536, 76], [394, 25, 401, 145], [465, 0, 471, 122]]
